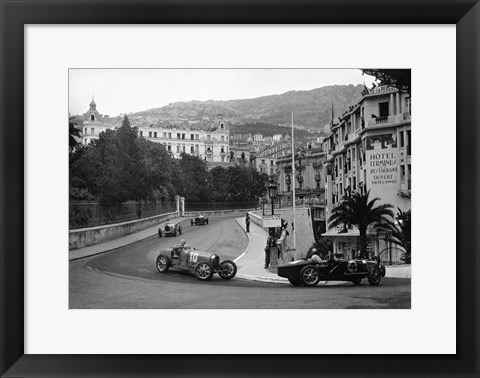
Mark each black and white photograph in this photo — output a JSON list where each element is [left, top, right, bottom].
[[68, 68, 411, 309]]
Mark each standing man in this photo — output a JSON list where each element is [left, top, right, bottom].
[[245, 213, 250, 233], [264, 228, 276, 269]]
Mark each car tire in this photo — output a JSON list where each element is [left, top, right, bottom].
[[300, 265, 320, 287], [368, 266, 382, 286], [288, 278, 302, 286], [352, 278, 362, 285], [194, 262, 214, 281], [218, 260, 237, 280], [158, 229, 162, 238], [156, 254, 170, 273]]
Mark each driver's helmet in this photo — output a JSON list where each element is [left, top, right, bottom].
[[311, 248, 318, 255]]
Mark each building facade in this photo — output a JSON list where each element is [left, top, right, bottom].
[[322, 85, 411, 258], [79, 100, 231, 163], [250, 136, 292, 176]]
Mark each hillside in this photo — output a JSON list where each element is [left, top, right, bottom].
[[83, 84, 364, 136]]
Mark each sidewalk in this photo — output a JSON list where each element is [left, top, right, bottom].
[[69, 217, 185, 261]]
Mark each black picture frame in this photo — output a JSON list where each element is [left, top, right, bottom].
[[1, 1, 478, 377]]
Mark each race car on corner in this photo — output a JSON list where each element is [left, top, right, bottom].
[[191, 214, 209, 226], [155, 241, 237, 281], [158, 222, 182, 238], [278, 254, 386, 287]]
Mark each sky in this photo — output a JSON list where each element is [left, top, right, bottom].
[[69, 69, 375, 117]]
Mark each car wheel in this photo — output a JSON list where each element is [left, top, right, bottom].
[[288, 278, 302, 286], [158, 229, 162, 238], [218, 260, 237, 280], [156, 254, 170, 273], [352, 278, 362, 285], [368, 266, 382, 286], [178, 226, 182, 235], [300, 265, 320, 287], [194, 262, 214, 281]]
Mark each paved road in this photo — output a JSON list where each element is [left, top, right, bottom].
[[69, 215, 411, 309]]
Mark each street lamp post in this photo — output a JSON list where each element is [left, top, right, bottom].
[[267, 180, 278, 215]]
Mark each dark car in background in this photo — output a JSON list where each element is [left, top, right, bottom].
[[191, 214, 209, 226], [158, 222, 182, 238], [278, 255, 386, 287]]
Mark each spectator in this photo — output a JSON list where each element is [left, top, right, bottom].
[[264, 228, 276, 269], [245, 213, 250, 232]]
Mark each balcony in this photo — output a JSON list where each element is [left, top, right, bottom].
[[366, 113, 411, 128]]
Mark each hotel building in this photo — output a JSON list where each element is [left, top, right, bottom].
[[322, 85, 411, 258]]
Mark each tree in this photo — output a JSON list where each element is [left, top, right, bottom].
[[69, 116, 81, 153], [375, 208, 411, 263], [328, 190, 394, 258]]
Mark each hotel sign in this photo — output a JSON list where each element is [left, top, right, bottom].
[[262, 214, 282, 228], [365, 133, 400, 205]]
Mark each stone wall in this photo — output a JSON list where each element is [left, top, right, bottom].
[[69, 212, 177, 250]]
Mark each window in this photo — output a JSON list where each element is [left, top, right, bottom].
[[154, 132, 157, 138], [195, 144, 199, 152], [139, 131, 143, 137], [379, 102, 389, 117], [168, 133, 172, 139], [91, 115, 94, 121], [190, 134, 194, 140], [167, 144, 171, 151], [163, 132, 166, 138], [148, 132, 152, 138], [271, 160, 274, 166], [195, 134, 199, 140], [400, 131, 405, 147], [401, 165, 406, 181], [191, 145, 194, 153], [91, 128, 94, 134], [176, 145, 180, 153], [182, 134, 185, 140], [177, 133, 181, 139], [182, 145, 186, 153], [407, 130, 411, 155], [405, 97, 411, 114], [221, 136, 224, 142], [221, 147, 224, 153], [84, 128, 87, 134], [353, 176, 356, 190]]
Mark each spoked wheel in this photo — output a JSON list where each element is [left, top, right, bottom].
[[300, 265, 320, 287], [368, 266, 382, 286], [218, 260, 237, 280], [288, 278, 302, 286], [194, 262, 214, 281], [156, 254, 170, 273]]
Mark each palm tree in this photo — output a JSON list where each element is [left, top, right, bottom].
[[375, 208, 411, 263], [328, 190, 394, 258]]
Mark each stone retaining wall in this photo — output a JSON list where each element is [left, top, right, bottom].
[[69, 211, 177, 250]]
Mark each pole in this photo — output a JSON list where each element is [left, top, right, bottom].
[[291, 112, 296, 250]]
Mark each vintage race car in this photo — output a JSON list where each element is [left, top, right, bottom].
[[278, 255, 386, 287], [191, 214, 209, 226], [155, 244, 237, 281], [158, 222, 182, 238]]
